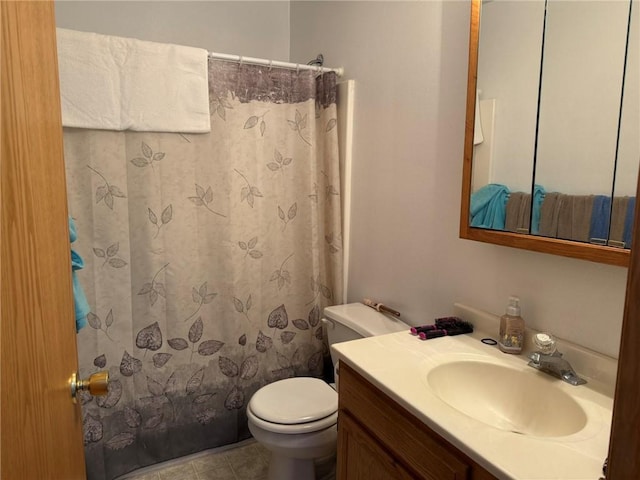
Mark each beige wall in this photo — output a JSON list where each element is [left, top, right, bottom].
[[55, 1, 290, 59], [290, 1, 628, 358]]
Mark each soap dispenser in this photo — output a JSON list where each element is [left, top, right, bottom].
[[498, 296, 525, 354]]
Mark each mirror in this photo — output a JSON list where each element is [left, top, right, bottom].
[[613, 0, 640, 242], [460, 0, 638, 267]]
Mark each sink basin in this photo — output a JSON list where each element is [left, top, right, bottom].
[[427, 360, 587, 437]]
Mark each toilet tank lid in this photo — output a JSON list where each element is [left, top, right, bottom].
[[323, 303, 410, 337]]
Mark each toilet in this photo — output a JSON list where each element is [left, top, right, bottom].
[[247, 302, 410, 480]]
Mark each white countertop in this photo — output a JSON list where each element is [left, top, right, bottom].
[[331, 305, 614, 480]]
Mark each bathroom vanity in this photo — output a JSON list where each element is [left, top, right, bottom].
[[333, 304, 615, 480], [337, 361, 495, 479]]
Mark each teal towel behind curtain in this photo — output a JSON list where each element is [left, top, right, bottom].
[[69, 217, 90, 331]]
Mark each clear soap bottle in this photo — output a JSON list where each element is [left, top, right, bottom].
[[498, 296, 525, 354]]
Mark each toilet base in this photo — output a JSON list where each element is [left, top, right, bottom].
[[248, 420, 337, 480], [268, 454, 315, 480], [246, 393, 337, 480]]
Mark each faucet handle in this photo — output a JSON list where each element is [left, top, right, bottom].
[[533, 332, 557, 354]]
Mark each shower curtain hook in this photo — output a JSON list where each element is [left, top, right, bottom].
[[239, 56, 244, 67], [268, 59, 273, 72], [296, 63, 300, 75]]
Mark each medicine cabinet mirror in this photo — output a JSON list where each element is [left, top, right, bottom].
[[460, 0, 639, 267]]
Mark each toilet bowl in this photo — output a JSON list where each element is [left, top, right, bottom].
[[247, 377, 338, 480], [247, 303, 411, 480]]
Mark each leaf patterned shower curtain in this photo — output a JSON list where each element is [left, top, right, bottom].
[[64, 60, 342, 480]]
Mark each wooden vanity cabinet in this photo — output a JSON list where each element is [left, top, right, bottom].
[[337, 362, 498, 480]]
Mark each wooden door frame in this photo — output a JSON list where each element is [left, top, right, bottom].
[[1, 1, 86, 478], [607, 177, 640, 476]]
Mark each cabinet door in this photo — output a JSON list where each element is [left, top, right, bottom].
[[338, 411, 416, 480]]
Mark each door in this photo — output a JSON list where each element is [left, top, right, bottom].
[[337, 412, 416, 480], [1, 1, 86, 478]]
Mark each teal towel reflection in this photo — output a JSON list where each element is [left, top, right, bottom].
[[470, 184, 510, 230], [530, 184, 546, 234], [623, 197, 635, 248], [589, 196, 611, 244]]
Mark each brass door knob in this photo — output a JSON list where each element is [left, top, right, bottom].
[[70, 371, 109, 402]]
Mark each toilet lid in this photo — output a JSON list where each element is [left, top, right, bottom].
[[249, 377, 338, 425]]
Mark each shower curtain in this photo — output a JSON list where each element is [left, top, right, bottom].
[[64, 59, 342, 480]]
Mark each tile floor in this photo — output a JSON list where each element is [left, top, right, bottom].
[[119, 439, 336, 480]]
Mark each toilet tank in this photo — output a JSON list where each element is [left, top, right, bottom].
[[322, 303, 410, 368]]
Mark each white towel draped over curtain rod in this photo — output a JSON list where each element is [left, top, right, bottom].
[[57, 28, 212, 133], [207, 51, 344, 77], [56, 27, 344, 134]]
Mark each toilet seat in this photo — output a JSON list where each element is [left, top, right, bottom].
[[248, 377, 338, 434], [247, 405, 338, 434]]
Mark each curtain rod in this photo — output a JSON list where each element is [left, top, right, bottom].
[[207, 52, 344, 77]]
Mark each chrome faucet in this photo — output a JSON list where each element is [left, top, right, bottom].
[[527, 333, 586, 386]]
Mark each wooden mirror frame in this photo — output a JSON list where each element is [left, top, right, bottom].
[[459, 0, 630, 268]]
